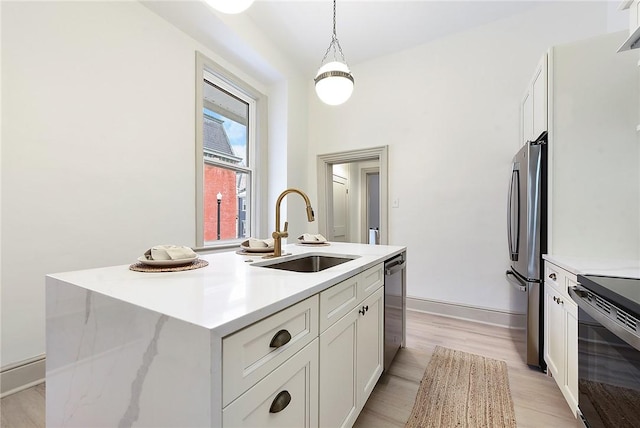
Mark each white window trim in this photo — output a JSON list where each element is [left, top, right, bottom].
[[195, 52, 268, 249]]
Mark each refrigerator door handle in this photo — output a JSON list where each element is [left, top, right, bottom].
[[506, 270, 527, 292], [507, 168, 520, 262]]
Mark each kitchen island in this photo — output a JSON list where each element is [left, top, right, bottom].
[[46, 242, 405, 427]]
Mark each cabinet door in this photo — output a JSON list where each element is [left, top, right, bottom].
[[223, 295, 318, 406], [544, 282, 564, 382], [565, 300, 578, 415], [531, 55, 548, 140], [521, 89, 533, 145], [357, 263, 384, 302], [223, 339, 318, 428], [319, 274, 358, 333], [521, 54, 548, 146], [356, 286, 384, 411], [319, 309, 358, 428]]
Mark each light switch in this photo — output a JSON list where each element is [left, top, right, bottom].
[[392, 198, 399, 208]]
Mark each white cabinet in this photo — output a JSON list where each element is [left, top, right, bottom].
[[542, 33, 639, 258], [355, 287, 384, 405], [520, 55, 547, 146], [618, 1, 640, 51], [222, 263, 385, 428], [223, 339, 319, 428], [223, 295, 319, 406], [319, 265, 384, 428], [543, 261, 578, 415], [319, 302, 358, 427]]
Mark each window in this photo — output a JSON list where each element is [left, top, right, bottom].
[[195, 53, 265, 248]]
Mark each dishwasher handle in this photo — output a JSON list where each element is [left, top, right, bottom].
[[385, 260, 406, 275]]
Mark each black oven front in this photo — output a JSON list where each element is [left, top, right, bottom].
[[570, 275, 640, 428]]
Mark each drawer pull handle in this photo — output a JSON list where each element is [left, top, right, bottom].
[[269, 329, 292, 348], [269, 390, 291, 414], [549, 273, 557, 281]]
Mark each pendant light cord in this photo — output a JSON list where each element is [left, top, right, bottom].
[[319, 0, 348, 67]]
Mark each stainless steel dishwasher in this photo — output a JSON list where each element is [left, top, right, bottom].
[[384, 252, 406, 371]]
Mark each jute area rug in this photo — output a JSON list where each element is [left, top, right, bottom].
[[405, 346, 517, 428]]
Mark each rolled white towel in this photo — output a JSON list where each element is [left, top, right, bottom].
[[299, 233, 327, 242], [248, 238, 274, 248], [146, 245, 197, 260]]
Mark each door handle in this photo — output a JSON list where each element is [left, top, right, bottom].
[[505, 270, 526, 292], [507, 169, 520, 262]]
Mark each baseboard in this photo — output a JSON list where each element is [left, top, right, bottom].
[[407, 296, 526, 329], [1, 355, 46, 398]]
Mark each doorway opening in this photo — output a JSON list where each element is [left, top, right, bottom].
[[317, 147, 388, 244]]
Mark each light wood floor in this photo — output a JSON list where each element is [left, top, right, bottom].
[[354, 310, 576, 427], [1, 310, 576, 427]]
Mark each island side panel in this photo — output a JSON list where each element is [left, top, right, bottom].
[[46, 277, 213, 427]]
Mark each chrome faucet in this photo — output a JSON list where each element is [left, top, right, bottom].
[[271, 188, 315, 257]]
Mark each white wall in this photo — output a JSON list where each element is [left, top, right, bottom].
[[307, 2, 624, 314], [1, 1, 305, 370]]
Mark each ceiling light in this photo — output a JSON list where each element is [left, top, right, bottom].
[[204, 0, 254, 14], [314, 0, 354, 106]]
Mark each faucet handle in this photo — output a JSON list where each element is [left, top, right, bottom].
[[283, 221, 289, 233]]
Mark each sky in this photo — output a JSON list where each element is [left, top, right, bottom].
[[205, 108, 247, 165]]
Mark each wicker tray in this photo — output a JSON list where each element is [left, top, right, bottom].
[[129, 259, 209, 273]]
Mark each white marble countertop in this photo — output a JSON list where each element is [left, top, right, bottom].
[[47, 242, 405, 337], [543, 254, 640, 278]]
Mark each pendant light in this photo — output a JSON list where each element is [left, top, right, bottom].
[[314, 0, 354, 106], [204, 0, 254, 14]]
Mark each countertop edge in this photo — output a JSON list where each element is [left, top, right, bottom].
[[543, 254, 640, 278], [46, 243, 407, 337]]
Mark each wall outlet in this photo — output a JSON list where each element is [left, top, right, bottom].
[[392, 198, 399, 208]]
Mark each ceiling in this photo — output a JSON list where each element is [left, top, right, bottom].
[[244, 1, 542, 74]]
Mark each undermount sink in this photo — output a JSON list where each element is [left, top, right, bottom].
[[254, 254, 358, 273]]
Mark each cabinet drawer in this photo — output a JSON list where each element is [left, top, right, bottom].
[[223, 295, 318, 407], [223, 339, 319, 428], [319, 275, 359, 333], [544, 262, 575, 301], [358, 264, 384, 301]]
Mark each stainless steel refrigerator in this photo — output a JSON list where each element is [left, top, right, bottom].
[[506, 132, 547, 369]]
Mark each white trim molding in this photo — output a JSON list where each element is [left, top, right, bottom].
[[407, 296, 526, 330], [1, 355, 45, 398]]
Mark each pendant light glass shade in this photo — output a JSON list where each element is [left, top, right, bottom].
[[315, 61, 354, 106], [204, 0, 254, 14], [315, 0, 354, 106]]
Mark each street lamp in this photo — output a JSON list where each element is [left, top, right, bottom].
[[216, 192, 222, 240]]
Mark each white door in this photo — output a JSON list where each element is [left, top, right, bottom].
[[332, 174, 349, 242], [365, 170, 380, 244]]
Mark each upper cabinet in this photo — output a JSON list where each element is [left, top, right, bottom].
[[541, 32, 640, 259], [520, 55, 548, 146], [618, 0, 640, 51]]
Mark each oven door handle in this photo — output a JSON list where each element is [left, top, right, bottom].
[[569, 286, 640, 352]]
